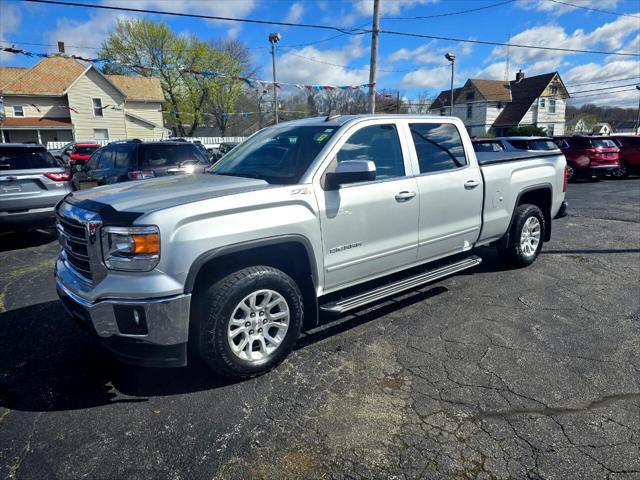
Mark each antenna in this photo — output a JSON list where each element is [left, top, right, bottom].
[[504, 33, 511, 82]]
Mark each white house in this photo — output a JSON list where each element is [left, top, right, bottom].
[[0, 57, 167, 144], [428, 71, 570, 137]]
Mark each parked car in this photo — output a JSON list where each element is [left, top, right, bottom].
[[55, 115, 567, 378], [552, 136, 620, 182], [606, 135, 640, 179], [72, 140, 211, 190], [0, 143, 72, 232], [472, 136, 560, 153], [212, 141, 240, 161], [50, 142, 100, 168]]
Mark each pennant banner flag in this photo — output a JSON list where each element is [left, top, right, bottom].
[[1, 47, 375, 92]]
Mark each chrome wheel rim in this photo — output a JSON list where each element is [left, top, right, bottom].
[[566, 164, 574, 180], [613, 163, 626, 177], [227, 289, 290, 362], [520, 216, 541, 257]]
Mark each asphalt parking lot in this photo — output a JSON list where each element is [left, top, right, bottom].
[[0, 178, 638, 479]]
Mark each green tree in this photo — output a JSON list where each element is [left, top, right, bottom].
[[99, 18, 252, 137], [506, 125, 549, 136]]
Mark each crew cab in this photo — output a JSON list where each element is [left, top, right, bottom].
[[54, 115, 567, 378]]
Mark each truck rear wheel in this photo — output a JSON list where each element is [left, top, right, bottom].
[[195, 266, 303, 379], [498, 204, 545, 268]]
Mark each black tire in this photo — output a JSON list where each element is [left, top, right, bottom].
[[612, 160, 630, 179], [566, 163, 577, 183], [195, 266, 303, 379], [497, 204, 545, 268]]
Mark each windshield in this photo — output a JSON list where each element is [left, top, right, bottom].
[[139, 144, 209, 167], [73, 146, 99, 155], [210, 125, 338, 184], [0, 148, 60, 170]]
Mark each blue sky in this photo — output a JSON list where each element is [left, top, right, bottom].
[[1, 0, 639, 106]]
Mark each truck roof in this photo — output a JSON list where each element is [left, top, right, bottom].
[[280, 114, 460, 127]]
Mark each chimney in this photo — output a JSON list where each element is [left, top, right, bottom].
[[57, 41, 65, 53], [515, 69, 525, 82]]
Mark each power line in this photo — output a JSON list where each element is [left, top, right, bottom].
[[544, 0, 640, 18], [21, 0, 640, 57], [568, 82, 640, 95], [377, 29, 639, 56], [382, 0, 517, 20], [285, 52, 413, 73], [565, 76, 640, 87], [570, 87, 638, 98]]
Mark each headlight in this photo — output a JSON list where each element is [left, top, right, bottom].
[[101, 226, 160, 271]]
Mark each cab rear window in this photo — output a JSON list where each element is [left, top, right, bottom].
[[0, 147, 60, 170]]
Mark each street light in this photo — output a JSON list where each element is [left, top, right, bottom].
[[269, 32, 281, 124], [445, 52, 455, 116]]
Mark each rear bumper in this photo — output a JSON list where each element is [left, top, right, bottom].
[[589, 165, 619, 175], [0, 206, 57, 231], [55, 264, 191, 368]]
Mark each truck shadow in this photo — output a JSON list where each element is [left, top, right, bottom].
[[0, 285, 448, 412], [0, 229, 57, 253]]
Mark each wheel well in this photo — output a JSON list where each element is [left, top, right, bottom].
[[518, 187, 552, 241], [190, 242, 318, 330]]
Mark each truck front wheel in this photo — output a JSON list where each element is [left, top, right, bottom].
[[195, 266, 304, 379], [498, 204, 545, 268]]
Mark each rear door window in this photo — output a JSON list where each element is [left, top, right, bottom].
[[98, 148, 115, 170], [114, 145, 134, 169], [409, 123, 468, 174], [0, 148, 60, 170], [139, 144, 208, 168]]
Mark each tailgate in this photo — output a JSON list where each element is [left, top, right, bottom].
[[0, 169, 71, 211]]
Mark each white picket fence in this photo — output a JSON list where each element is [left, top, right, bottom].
[[46, 136, 247, 151]]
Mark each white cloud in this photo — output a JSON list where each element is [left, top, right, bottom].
[[0, 2, 22, 61], [45, 0, 258, 53], [515, 0, 620, 15], [284, 2, 305, 23], [354, 0, 439, 16], [399, 65, 452, 90], [277, 38, 370, 86], [586, 16, 640, 50], [388, 42, 443, 65]]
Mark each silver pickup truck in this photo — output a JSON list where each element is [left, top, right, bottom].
[[55, 115, 568, 378]]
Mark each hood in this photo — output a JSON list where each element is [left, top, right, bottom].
[[67, 173, 271, 213]]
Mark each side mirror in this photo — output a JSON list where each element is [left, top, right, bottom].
[[325, 160, 376, 190]]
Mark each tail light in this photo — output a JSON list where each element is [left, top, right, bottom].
[[128, 171, 155, 180], [563, 165, 568, 192], [45, 172, 71, 182]]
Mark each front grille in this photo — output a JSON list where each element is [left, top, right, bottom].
[[57, 213, 93, 282]]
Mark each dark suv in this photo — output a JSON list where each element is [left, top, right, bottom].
[[552, 136, 620, 182], [73, 140, 211, 190]]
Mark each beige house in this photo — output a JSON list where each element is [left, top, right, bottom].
[[0, 57, 166, 144], [428, 71, 570, 137]]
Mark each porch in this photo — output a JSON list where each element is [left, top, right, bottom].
[[0, 117, 74, 144]]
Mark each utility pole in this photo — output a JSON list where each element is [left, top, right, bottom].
[[269, 33, 281, 124], [396, 91, 400, 114], [368, 0, 380, 114], [445, 52, 456, 116], [635, 85, 640, 134]]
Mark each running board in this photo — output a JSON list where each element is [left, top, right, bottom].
[[319, 255, 482, 314]]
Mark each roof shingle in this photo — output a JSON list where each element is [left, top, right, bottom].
[[0, 57, 85, 95], [107, 75, 165, 102]]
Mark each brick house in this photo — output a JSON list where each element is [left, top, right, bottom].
[[428, 70, 570, 136], [0, 57, 166, 144]]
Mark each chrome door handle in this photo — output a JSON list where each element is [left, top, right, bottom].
[[395, 191, 416, 201], [464, 180, 480, 189]]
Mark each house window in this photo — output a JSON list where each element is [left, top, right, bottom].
[[497, 102, 503, 109], [92, 98, 104, 117], [549, 99, 556, 113], [540, 98, 546, 109], [466, 104, 473, 119], [13, 105, 24, 117], [551, 86, 558, 95], [466, 91, 474, 101], [440, 107, 446, 116], [94, 128, 109, 141]]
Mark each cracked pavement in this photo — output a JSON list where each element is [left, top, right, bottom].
[[0, 178, 638, 479]]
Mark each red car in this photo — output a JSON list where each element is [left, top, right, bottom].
[[67, 143, 101, 171], [606, 135, 640, 179], [553, 136, 620, 182]]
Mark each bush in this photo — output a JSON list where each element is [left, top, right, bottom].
[[506, 126, 548, 136]]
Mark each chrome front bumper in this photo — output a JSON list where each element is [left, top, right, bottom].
[[55, 258, 191, 367]]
